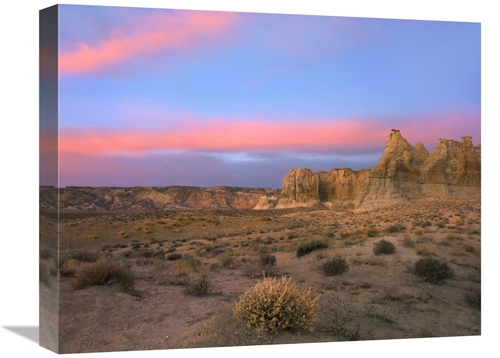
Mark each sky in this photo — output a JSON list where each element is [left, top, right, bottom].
[[42, 4, 481, 188]]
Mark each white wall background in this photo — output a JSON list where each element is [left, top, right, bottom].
[[0, 1, 497, 357]]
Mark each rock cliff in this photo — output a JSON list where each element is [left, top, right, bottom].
[[355, 129, 481, 211], [274, 168, 369, 209], [268, 129, 480, 212]]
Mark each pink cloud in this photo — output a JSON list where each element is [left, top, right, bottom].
[[58, 113, 480, 158], [59, 120, 385, 157], [59, 11, 238, 75]]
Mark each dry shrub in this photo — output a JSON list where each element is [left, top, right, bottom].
[[166, 253, 182, 261], [258, 254, 277, 269], [414, 229, 424, 236], [183, 276, 213, 297], [401, 235, 415, 248], [414, 244, 431, 256], [365, 227, 379, 237], [321, 256, 349, 276], [73, 258, 135, 291], [386, 224, 406, 233], [240, 256, 276, 278], [172, 259, 193, 276], [413, 257, 454, 284], [316, 291, 362, 340], [67, 251, 100, 263], [296, 238, 329, 257], [60, 258, 80, 277], [373, 240, 396, 255], [220, 255, 236, 269], [233, 276, 320, 333], [118, 230, 128, 238], [194, 304, 275, 348]]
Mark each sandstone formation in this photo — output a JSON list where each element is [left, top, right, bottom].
[[274, 168, 368, 209], [39, 186, 280, 211], [40, 130, 480, 213], [355, 129, 481, 211], [253, 195, 279, 210], [268, 129, 480, 212]]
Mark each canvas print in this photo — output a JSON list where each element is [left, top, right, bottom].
[[39, 4, 481, 354]]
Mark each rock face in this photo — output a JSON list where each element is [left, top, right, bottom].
[[253, 195, 279, 210], [274, 168, 320, 209], [40, 186, 280, 211], [355, 129, 481, 211], [271, 129, 480, 212], [274, 168, 369, 209]]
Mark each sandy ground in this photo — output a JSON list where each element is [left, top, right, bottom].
[[39, 195, 481, 353]]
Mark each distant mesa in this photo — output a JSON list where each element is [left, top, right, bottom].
[[257, 129, 480, 212], [40, 186, 280, 211], [40, 130, 480, 213]]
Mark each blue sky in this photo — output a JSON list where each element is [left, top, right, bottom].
[[44, 5, 481, 187]]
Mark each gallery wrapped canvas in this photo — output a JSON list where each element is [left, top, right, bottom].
[[39, 3, 481, 354]]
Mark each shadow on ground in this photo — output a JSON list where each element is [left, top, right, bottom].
[[3, 326, 39, 344]]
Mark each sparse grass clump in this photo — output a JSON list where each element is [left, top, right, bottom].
[[373, 240, 396, 255], [365, 227, 379, 237], [60, 258, 80, 277], [240, 254, 277, 278], [172, 259, 192, 276], [401, 235, 415, 248], [296, 238, 329, 257], [166, 253, 182, 261], [258, 254, 277, 276], [233, 276, 320, 333], [183, 276, 213, 297], [414, 244, 431, 256], [259, 253, 277, 268], [220, 255, 236, 269], [67, 251, 100, 263], [413, 258, 454, 284], [118, 230, 128, 238], [321, 256, 349, 276], [386, 224, 406, 233], [73, 258, 135, 291]]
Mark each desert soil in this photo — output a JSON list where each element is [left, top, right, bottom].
[[39, 195, 481, 353]]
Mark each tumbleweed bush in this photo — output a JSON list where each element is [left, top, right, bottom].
[[233, 276, 320, 333]]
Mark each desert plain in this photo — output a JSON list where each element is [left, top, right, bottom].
[[39, 193, 481, 353]]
